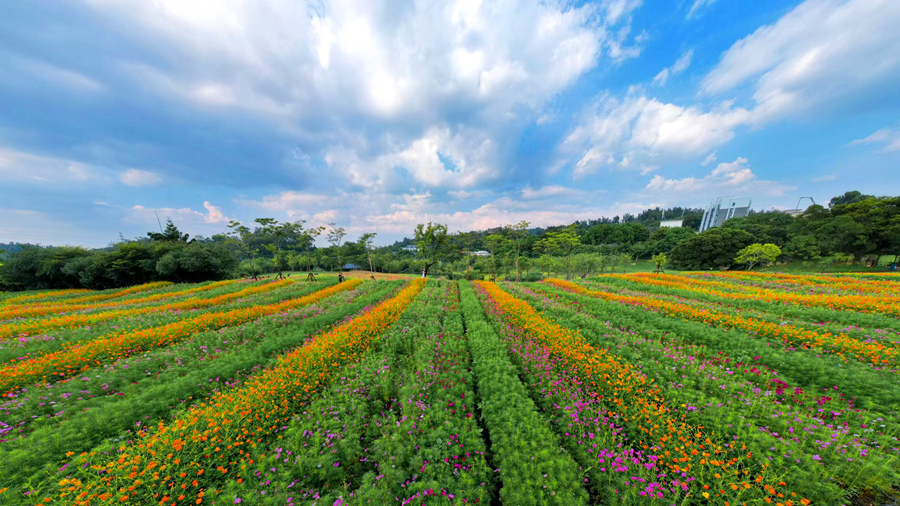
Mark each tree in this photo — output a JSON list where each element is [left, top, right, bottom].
[[227, 220, 260, 279], [147, 219, 190, 242], [669, 228, 753, 270], [504, 220, 530, 282], [484, 234, 504, 281], [327, 223, 347, 274], [413, 222, 449, 277], [782, 235, 821, 261], [828, 190, 873, 208], [254, 218, 304, 280], [298, 226, 324, 281], [652, 252, 667, 273], [359, 232, 377, 274], [734, 243, 782, 270], [542, 225, 580, 280]]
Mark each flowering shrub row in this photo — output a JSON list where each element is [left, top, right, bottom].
[[1, 289, 91, 305], [53, 278, 422, 504], [0, 280, 238, 320], [507, 282, 899, 503], [474, 281, 799, 504], [0, 279, 292, 340], [0, 280, 401, 498], [546, 278, 898, 369], [0, 280, 361, 394], [603, 273, 899, 316]]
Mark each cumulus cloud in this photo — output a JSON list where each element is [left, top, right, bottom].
[[564, 94, 751, 177], [565, 0, 900, 180], [119, 168, 163, 186], [84, 0, 639, 128], [643, 157, 794, 198], [72, 0, 646, 193], [702, 0, 900, 120]]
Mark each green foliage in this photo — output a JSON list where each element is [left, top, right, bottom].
[[721, 211, 794, 246], [147, 218, 190, 242], [782, 234, 821, 261], [459, 281, 589, 505], [669, 227, 753, 270], [734, 243, 782, 269], [652, 252, 667, 273], [413, 221, 449, 275]]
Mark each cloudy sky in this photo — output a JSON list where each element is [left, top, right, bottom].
[[2, 0, 899, 247]]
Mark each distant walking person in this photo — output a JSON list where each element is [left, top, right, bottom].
[[421, 269, 426, 278], [338, 273, 344, 283]]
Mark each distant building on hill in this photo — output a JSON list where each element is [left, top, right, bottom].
[[659, 219, 684, 228], [402, 245, 418, 252], [468, 250, 491, 257], [699, 196, 752, 232]]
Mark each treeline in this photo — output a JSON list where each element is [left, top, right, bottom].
[[1, 191, 897, 290]]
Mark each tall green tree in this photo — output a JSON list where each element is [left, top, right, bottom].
[[227, 220, 260, 279], [147, 219, 190, 242], [504, 220, 530, 282], [327, 223, 347, 273], [542, 225, 580, 280], [414, 222, 449, 277], [254, 218, 305, 280], [359, 232, 377, 273]]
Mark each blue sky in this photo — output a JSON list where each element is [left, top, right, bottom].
[[1, 0, 898, 247]]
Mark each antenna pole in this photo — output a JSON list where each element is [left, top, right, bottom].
[[154, 210, 164, 233]]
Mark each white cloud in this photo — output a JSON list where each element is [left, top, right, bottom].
[[701, 152, 718, 166], [566, 0, 900, 180], [85, 0, 641, 127], [643, 157, 794, 198], [687, 0, 718, 19], [119, 168, 163, 186], [652, 49, 693, 86], [131, 201, 230, 230], [702, 0, 900, 120], [0, 147, 108, 186], [564, 94, 751, 177], [848, 128, 900, 152], [813, 174, 837, 182]]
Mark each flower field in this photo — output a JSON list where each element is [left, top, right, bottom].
[[0, 272, 897, 504]]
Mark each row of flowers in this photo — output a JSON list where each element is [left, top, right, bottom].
[[0, 279, 293, 340], [507, 282, 899, 502], [473, 281, 801, 504], [53, 278, 422, 504], [0, 280, 239, 320], [705, 271, 900, 294], [222, 281, 497, 505], [602, 273, 899, 316], [547, 279, 898, 369], [1, 289, 92, 306], [0, 280, 362, 395], [0, 281, 401, 498]]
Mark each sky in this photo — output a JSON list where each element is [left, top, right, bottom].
[[1, 0, 899, 248]]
